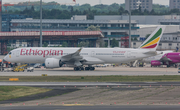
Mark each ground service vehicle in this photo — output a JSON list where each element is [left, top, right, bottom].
[[27, 67, 34, 72], [13, 64, 27, 72]]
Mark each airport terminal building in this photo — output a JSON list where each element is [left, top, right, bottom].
[[10, 15, 140, 48], [10, 16, 139, 38], [95, 15, 180, 50], [1, 14, 180, 53]]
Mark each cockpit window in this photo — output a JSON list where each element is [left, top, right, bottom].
[[9, 52, 12, 55]]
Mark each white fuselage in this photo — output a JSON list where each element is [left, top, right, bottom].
[[4, 47, 156, 65]]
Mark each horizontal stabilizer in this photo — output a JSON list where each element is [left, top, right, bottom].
[[160, 56, 172, 62]]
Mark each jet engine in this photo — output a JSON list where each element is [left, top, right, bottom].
[[151, 60, 162, 66], [45, 58, 64, 68]]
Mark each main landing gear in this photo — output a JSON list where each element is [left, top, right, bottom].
[[74, 67, 95, 71], [85, 67, 95, 71]]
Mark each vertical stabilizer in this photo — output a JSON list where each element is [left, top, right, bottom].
[[139, 26, 166, 51]]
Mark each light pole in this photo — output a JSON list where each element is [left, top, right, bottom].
[[40, 0, 42, 47], [129, 0, 131, 48]]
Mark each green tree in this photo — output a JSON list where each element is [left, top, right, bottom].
[[4, 2, 179, 19], [31, 6, 35, 11], [43, 42, 48, 47], [111, 38, 119, 48], [99, 40, 107, 47], [86, 25, 100, 31], [134, 37, 138, 41], [150, 9, 156, 15], [62, 42, 68, 47], [118, 6, 125, 15], [78, 41, 89, 47], [144, 9, 149, 15], [131, 38, 134, 41]]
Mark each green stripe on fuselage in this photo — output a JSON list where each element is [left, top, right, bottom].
[[141, 28, 162, 47]]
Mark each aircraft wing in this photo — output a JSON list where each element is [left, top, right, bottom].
[[60, 48, 104, 66], [159, 56, 172, 62], [61, 48, 83, 61]]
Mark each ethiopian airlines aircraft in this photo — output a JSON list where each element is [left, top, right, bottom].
[[4, 26, 165, 71]]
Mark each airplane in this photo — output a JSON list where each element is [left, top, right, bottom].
[[133, 50, 173, 67], [3, 26, 165, 71], [142, 50, 173, 63], [151, 52, 180, 68]]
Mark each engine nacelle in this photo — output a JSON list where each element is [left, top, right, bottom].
[[151, 60, 162, 66], [45, 58, 64, 68]]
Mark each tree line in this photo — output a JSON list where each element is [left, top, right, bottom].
[[3, 2, 180, 20]]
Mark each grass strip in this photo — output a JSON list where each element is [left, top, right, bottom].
[[0, 75, 180, 82], [0, 86, 51, 101]]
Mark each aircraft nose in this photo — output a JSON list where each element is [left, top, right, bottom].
[[3, 55, 8, 62]]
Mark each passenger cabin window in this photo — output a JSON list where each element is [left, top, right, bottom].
[[9, 52, 12, 55]]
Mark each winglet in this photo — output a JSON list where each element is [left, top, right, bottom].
[[73, 47, 83, 56], [139, 26, 166, 51], [78, 48, 82, 53]]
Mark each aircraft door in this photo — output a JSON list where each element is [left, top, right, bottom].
[[16, 50, 20, 57], [91, 51, 95, 57], [127, 51, 131, 58]]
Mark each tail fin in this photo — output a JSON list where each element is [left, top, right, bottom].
[[139, 26, 166, 51]]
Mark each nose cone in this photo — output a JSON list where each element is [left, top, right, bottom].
[[3, 55, 9, 62]]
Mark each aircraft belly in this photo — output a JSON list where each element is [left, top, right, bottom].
[[95, 56, 127, 63], [83, 61, 104, 65]]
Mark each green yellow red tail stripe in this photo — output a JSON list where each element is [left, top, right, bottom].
[[140, 28, 162, 49]]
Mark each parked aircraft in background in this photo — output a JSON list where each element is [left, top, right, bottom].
[[151, 52, 180, 68], [142, 50, 173, 63], [3, 26, 165, 71]]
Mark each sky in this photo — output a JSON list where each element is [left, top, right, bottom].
[[4, 0, 170, 6]]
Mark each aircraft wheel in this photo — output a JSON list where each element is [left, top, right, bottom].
[[74, 67, 77, 71], [90, 67, 95, 71], [78, 67, 81, 71], [175, 64, 177, 68], [85, 67, 89, 71], [74, 67, 81, 71], [81, 67, 84, 71], [92, 67, 95, 71]]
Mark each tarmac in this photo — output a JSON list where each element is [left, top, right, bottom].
[[1, 105, 180, 110], [0, 66, 179, 76], [0, 82, 180, 87], [0, 66, 180, 110]]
